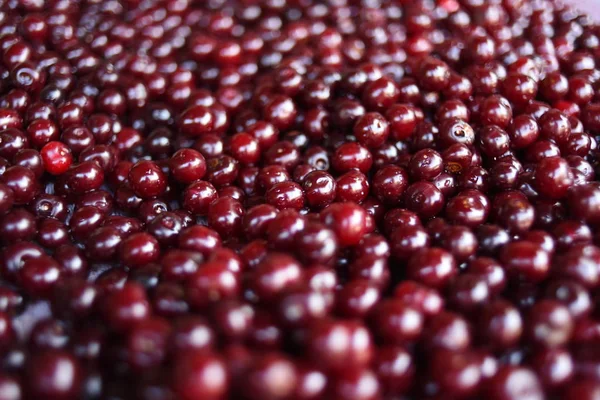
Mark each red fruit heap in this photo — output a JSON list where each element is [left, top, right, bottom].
[[1, 0, 600, 399]]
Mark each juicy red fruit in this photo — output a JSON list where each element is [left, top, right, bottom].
[[40, 141, 72, 175], [0, 0, 598, 398]]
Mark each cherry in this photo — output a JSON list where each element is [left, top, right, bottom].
[[424, 311, 471, 351], [354, 112, 390, 149], [65, 161, 104, 195], [386, 104, 418, 140], [306, 319, 373, 372], [332, 142, 373, 174], [228, 132, 260, 165], [169, 148, 207, 184], [372, 165, 408, 204], [500, 241, 550, 283], [303, 170, 336, 209], [129, 160, 167, 199], [320, 202, 369, 247], [186, 261, 240, 309], [40, 141, 72, 175], [526, 300, 573, 348], [371, 298, 424, 344], [484, 366, 544, 400], [430, 349, 482, 398], [243, 353, 297, 400], [329, 368, 380, 400], [1, 165, 40, 205], [249, 252, 303, 302], [172, 351, 228, 400], [104, 283, 150, 332], [179, 105, 214, 137], [406, 247, 458, 289], [26, 350, 82, 400], [373, 345, 415, 395], [0, 1, 593, 397], [119, 232, 160, 269], [478, 300, 523, 351]]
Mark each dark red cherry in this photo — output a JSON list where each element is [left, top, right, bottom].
[[40, 141, 72, 175], [306, 319, 373, 372], [1, 165, 40, 204], [354, 112, 390, 149], [484, 366, 543, 400], [170, 148, 207, 184], [26, 350, 82, 400], [172, 351, 228, 400], [104, 283, 150, 332], [406, 247, 458, 289], [179, 105, 214, 137], [129, 160, 167, 199], [320, 202, 369, 247]]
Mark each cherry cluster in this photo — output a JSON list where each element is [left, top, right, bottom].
[[1, 0, 600, 399]]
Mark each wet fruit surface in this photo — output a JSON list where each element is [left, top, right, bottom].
[[0, 0, 599, 399]]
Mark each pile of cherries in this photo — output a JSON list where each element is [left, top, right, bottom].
[[3, 0, 600, 399]]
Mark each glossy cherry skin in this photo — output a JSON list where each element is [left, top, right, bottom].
[[567, 183, 600, 224], [404, 181, 445, 218], [332, 142, 373, 174], [535, 157, 573, 199], [371, 298, 424, 344], [429, 349, 482, 398], [19, 255, 62, 298], [328, 368, 380, 400], [530, 347, 574, 389], [119, 232, 160, 269], [372, 165, 408, 205], [292, 363, 327, 400], [228, 132, 260, 165], [499, 241, 550, 283], [169, 148, 207, 184], [336, 279, 380, 318], [242, 352, 297, 400], [484, 366, 544, 400], [526, 300, 574, 348], [0, 208, 36, 243], [320, 202, 369, 247], [373, 345, 415, 395], [172, 351, 228, 400], [306, 319, 373, 373], [25, 350, 82, 400], [406, 247, 458, 289], [40, 141, 72, 175], [207, 196, 244, 237], [266, 181, 305, 210], [295, 222, 338, 266], [1, 165, 40, 205], [423, 311, 471, 352], [393, 280, 444, 317], [0, 1, 596, 398], [178, 226, 222, 257], [64, 161, 105, 195], [186, 260, 240, 309], [249, 252, 303, 302], [183, 180, 218, 216], [128, 160, 167, 199], [543, 279, 591, 320], [179, 105, 214, 137], [354, 112, 390, 149], [478, 300, 523, 351], [409, 149, 443, 181], [103, 283, 150, 332], [0, 373, 22, 400], [0, 183, 14, 214]]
